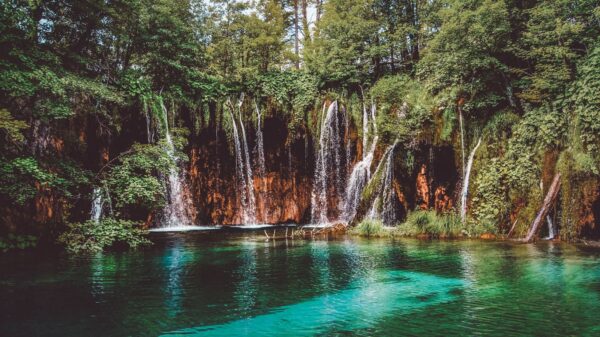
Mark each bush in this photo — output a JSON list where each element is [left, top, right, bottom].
[[58, 218, 151, 254], [350, 219, 387, 238]]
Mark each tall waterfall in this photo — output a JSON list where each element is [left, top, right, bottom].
[[342, 101, 378, 222], [160, 101, 192, 227], [228, 96, 257, 224], [311, 101, 347, 224], [460, 138, 482, 222]]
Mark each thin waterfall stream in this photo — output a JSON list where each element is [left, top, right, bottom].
[[460, 137, 482, 222]]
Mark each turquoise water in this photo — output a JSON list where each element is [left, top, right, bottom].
[[2, 229, 600, 336]]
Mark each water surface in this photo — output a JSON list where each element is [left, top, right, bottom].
[[2, 229, 600, 336]]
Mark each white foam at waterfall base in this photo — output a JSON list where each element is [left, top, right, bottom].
[[149, 226, 222, 233]]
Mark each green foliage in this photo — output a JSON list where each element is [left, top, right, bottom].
[[417, 0, 511, 115], [370, 75, 432, 144], [104, 144, 175, 211], [0, 234, 37, 252], [570, 44, 600, 157], [350, 219, 387, 238], [58, 218, 150, 254], [0, 108, 27, 143], [0, 157, 60, 205], [251, 71, 319, 131], [517, 0, 599, 102]]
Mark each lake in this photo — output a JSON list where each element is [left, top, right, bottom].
[[2, 227, 600, 336]]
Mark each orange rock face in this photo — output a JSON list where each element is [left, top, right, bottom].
[[416, 164, 430, 209], [434, 186, 453, 213]]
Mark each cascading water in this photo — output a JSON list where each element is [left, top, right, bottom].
[[228, 96, 257, 224], [342, 101, 378, 222], [460, 137, 482, 222], [238, 105, 257, 223], [311, 101, 347, 224], [365, 141, 399, 225], [343, 138, 377, 222], [160, 101, 192, 227]]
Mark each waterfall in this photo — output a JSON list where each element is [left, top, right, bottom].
[[90, 187, 104, 223], [365, 141, 399, 225], [343, 136, 378, 222], [458, 108, 466, 174], [380, 146, 397, 225], [342, 101, 378, 222], [254, 101, 267, 220], [311, 101, 347, 224], [460, 138, 482, 222], [546, 216, 556, 240], [160, 101, 192, 227], [228, 97, 257, 224], [238, 105, 257, 223], [254, 101, 266, 181], [90, 186, 113, 223]]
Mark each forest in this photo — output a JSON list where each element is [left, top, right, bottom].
[[1, 0, 600, 253]]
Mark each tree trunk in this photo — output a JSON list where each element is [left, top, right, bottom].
[[524, 173, 561, 242], [302, 0, 310, 44], [294, 0, 300, 69]]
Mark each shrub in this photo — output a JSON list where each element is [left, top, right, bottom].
[[0, 234, 38, 252], [350, 219, 387, 238], [396, 210, 464, 238], [58, 218, 151, 254]]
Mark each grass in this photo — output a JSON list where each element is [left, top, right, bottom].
[[396, 210, 464, 238], [349, 219, 389, 238], [351, 210, 468, 239]]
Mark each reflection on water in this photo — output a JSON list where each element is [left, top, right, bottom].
[[1, 231, 600, 336]]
